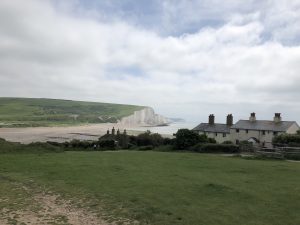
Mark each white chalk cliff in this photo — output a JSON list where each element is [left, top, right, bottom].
[[120, 107, 169, 126]]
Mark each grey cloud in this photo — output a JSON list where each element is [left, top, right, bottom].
[[0, 0, 300, 122]]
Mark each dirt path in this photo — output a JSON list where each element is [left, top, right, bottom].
[[0, 176, 139, 225], [1, 191, 110, 225]]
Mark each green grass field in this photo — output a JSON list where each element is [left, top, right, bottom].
[[0, 151, 300, 225], [0, 97, 144, 127]]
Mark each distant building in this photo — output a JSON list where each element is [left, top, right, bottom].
[[192, 114, 232, 143], [193, 113, 299, 148]]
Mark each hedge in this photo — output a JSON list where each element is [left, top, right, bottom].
[[190, 143, 240, 153]]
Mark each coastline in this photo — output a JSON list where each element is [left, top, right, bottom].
[[0, 123, 178, 144]]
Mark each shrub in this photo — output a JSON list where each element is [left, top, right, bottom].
[[190, 143, 239, 153], [174, 129, 202, 150], [273, 134, 300, 146], [150, 133, 165, 147], [284, 154, 300, 160], [223, 140, 233, 144], [98, 140, 116, 149], [189, 143, 204, 152], [201, 144, 239, 153], [26, 142, 63, 152], [0, 139, 63, 153], [0, 138, 22, 153], [138, 145, 154, 151], [153, 145, 174, 152], [131, 131, 165, 147], [163, 138, 173, 145]]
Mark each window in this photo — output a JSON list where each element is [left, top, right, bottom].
[[236, 129, 240, 133], [262, 130, 266, 135], [215, 133, 218, 136], [236, 140, 240, 145], [273, 131, 278, 136], [246, 129, 249, 134], [223, 133, 226, 137]]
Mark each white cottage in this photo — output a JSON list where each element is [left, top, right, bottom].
[[192, 114, 233, 143], [193, 113, 299, 148], [230, 113, 299, 148]]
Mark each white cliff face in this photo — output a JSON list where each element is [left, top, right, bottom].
[[120, 107, 169, 126]]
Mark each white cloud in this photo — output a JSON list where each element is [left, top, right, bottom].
[[0, 0, 300, 123]]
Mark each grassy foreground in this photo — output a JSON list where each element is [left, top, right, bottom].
[[0, 97, 144, 127], [0, 151, 300, 225]]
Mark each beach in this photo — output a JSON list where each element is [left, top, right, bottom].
[[0, 122, 196, 144]]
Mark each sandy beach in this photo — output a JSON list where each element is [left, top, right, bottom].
[[0, 123, 143, 144]]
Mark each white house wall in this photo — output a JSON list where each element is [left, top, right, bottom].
[[286, 123, 300, 134], [198, 131, 230, 143], [230, 129, 285, 148], [196, 122, 299, 148]]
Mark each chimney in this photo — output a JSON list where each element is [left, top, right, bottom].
[[249, 112, 256, 122], [226, 114, 233, 126], [209, 114, 215, 125], [274, 113, 281, 123]]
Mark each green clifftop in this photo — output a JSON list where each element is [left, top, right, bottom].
[[0, 97, 145, 127]]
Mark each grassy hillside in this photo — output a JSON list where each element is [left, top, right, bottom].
[[0, 151, 299, 224], [0, 97, 145, 127]]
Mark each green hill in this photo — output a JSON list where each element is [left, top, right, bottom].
[[0, 97, 145, 127]]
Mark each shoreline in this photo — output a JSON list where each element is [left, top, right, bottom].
[[0, 123, 174, 144]]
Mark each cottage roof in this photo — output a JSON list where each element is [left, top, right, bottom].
[[192, 123, 231, 133], [231, 120, 297, 132]]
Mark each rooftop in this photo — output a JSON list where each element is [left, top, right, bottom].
[[231, 120, 297, 132], [192, 123, 231, 133]]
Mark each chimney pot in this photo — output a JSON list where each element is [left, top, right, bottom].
[[226, 114, 233, 126], [249, 112, 256, 122], [209, 114, 215, 125], [274, 113, 282, 123]]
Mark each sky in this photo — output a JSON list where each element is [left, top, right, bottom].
[[0, 0, 300, 123]]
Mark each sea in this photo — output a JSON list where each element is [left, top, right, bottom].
[[132, 122, 197, 136]]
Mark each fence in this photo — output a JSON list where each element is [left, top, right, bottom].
[[255, 147, 300, 160]]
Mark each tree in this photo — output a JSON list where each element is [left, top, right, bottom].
[[135, 130, 164, 147], [273, 133, 300, 146], [174, 129, 202, 150]]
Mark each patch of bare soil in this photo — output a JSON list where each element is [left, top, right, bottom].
[[1, 184, 118, 225]]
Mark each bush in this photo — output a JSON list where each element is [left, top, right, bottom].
[[153, 145, 174, 152], [189, 143, 204, 152], [273, 134, 300, 146], [163, 138, 173, 145], [201, 144, 239, 153], [138, 145, 154, 151], [174, 129, 202, 150], [0, 138, 63, 153], [284, 154, 300, 160], [66, 140, 95, 149], [223, 141, 233, 144], [26, 142, 63, 152], [190, 143, 239, 153], [98, 140, 116, 149], [0, 138, 22, 153], [129, 131, 165, 147]]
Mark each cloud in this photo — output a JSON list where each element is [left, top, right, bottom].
[[0, 0, 300, 123]]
